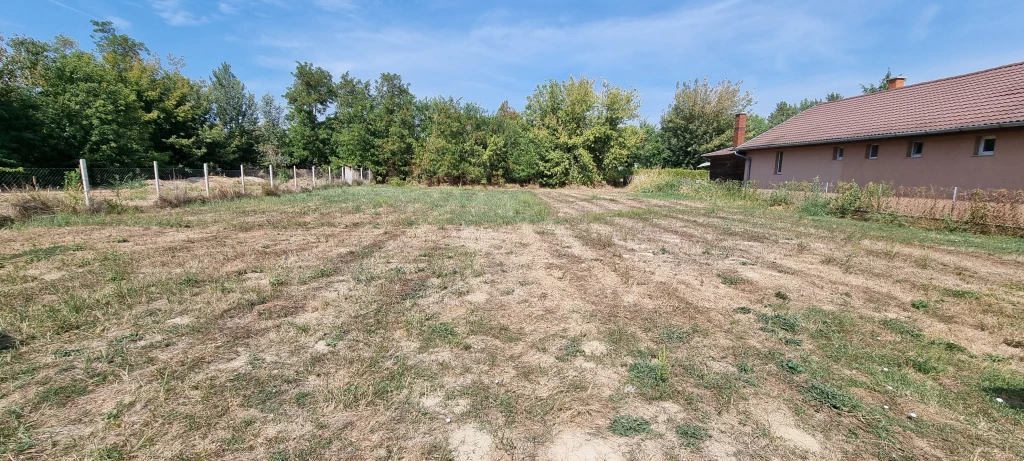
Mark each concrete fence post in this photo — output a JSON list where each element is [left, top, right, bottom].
[[240, 164, 246, 194], [328, 166, 332, 184], [269, 165, 274, 188], [951, 186, 958, 216], [824, 182, 829, 194], [203, 163, 210, 197], [312, 165, 317, 189], [153, 161, 160, 197], [293, 166, 298, 191], [79, 158, 91, 207]]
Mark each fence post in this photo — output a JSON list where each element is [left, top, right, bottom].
[[203, 163, 210, 197], [877, 184, 883, 212], [240, 164, 246, 194], [951, 186, 958, 216], [328, 166, 332, 184], [153, 161, 160, 197], [824, 182, 829, 194], [79, 158, 91, 207], [293, 166, 298, 191], [269, 165, 274, 188], [312, 165, 317, 189]]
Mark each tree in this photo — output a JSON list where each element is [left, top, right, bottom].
[[208, 62, 259, 165], [860, 68, 893, 94], [366, 73, 416, 180], [659, 78, 753, 168], [523, 76, 641, 186], [826, 92, 843, 102], [257, 93, 288, 167], [744, 114, 771, 141], [767, 98, 821, 127], [284, 62, 336, 165]]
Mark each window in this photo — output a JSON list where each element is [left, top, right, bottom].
[[833, 147, 844, 160], [775, 151, 784, 174], [908, 141, 923, 158], [977, 136, 996, 156], [866, 144, 879, 159]]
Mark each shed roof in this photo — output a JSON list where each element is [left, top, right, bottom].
[[740, 61, 1024, 150]]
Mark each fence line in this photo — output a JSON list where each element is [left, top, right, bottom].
[[1, 161, 375, 215]]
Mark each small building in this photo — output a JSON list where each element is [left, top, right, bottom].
[[733, 61, 1024, 190], [702, 114, 747, 181]]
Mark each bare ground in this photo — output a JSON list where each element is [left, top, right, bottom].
[[1, 187, 1022, 460]]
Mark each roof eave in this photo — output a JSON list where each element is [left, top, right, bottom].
[[737, 121, 1024, 151]]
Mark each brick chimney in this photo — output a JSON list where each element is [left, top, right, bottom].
[[887, 76, 906, 90], [733, 113, 747, 147]]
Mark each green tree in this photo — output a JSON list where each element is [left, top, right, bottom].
[[825, 92, 843, 101], [366, 72, 416, 180], [209, 62, 259, 166], [284, 62, 336, 165], [659, 78, 753, 168], [744, 114, 771, 141], [860, 68, 893, 94], [767, 98, 821, 127], [256, 93, 288, 166]]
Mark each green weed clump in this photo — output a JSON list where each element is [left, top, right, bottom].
[[609, 415, 652, 437], [675, 424, 711, 448], [629, 348, 673, 399], [804, 381, 861, 412]]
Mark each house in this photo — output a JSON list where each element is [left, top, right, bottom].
[[728, 61, 1024, 190]]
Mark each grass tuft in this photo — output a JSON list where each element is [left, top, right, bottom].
[[609, 415, 652, 437]]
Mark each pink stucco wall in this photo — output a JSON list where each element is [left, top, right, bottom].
[[745, 128, 1024, 190]]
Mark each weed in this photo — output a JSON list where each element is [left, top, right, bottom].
[[910, 356, 944, 375], [929, 339, 968, 354], [942, 288, 981, 300], [718, 273, 742, 286], [780, 360, 806, 374], [880, 318, 923, 340], [733, 306, 752, 314], [758, 313, 801, 334], [783, 337, 803, 347], [736, 361, 753, 375], [675, 424, 711, 449], [34, 382, 88, 407], [558, 336, 584, 361], [629, 348, 673, 400], [774, 291, 790, 301], [804, 381, 861, 412], [911, 299, 931, 310], [609, 415, 652, 437], [659, 326, 696, 344]]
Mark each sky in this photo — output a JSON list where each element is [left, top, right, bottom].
[[3, 0, 1023, 121]]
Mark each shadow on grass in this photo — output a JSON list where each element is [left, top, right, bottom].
[[983, 386, 1024, 411]]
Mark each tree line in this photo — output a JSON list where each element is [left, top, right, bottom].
[[0, 21, 883, 186]]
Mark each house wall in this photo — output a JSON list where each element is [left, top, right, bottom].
[[744, 128, 1024, 190]]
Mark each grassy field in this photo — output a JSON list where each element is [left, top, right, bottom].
[[1, 185, 1022, 460]]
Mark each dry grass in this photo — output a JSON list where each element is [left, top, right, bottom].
[[1, 186, 1022, 460]]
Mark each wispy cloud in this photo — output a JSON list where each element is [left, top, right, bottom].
[[44, 0, 96, 19], [149, 0, 209, 26], [313, 0, 356, 12], [910, 4, 942, 42]]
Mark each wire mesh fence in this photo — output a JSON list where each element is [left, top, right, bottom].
[[1, 162, 375, 218]]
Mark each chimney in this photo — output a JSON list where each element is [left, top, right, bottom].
[[887, 76, 906, 90], [733, 113, 747, 147]]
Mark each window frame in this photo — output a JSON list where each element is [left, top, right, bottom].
[[977, 136, 996, 156], [908, 141, 924, 158], [775, 151, 784, 175], [866, 144, 879, 160], [833, 147, 844, 161]]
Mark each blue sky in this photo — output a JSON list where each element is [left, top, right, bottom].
[[3, 0, 1023, 121]]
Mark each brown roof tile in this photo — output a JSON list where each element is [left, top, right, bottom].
[[701, 147, 735, 157], [740, 61, 1024, 150]]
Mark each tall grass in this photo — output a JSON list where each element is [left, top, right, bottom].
[[646, 179, 1024, 236]]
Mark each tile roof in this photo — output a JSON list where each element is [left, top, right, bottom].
[[701, 147, 735, 157], [740, 61, 1024, 150]]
